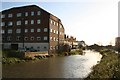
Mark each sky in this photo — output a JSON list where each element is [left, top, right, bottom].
[[0, 0, 119, 46]]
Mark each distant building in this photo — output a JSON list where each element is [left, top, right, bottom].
[[64, 34, 78, 49], [1, 5, 64, 53]]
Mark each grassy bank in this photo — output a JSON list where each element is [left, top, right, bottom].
[[85, 49, 120, 79], [2, 49, 83, 64]]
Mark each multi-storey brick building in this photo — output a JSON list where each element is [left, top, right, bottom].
[[1, 5, 64, 53]]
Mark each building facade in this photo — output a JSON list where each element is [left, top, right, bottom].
[[1, 5, 64, 53], [64, 35, 78, 49]]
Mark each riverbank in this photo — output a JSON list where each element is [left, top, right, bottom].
[[2, 49, 83, 64], [85, 49, 120, 79]]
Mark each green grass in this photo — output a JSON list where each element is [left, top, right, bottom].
[[85, 49, 120, 79]]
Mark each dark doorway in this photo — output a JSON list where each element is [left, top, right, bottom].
[[11, 44, 18, 50]]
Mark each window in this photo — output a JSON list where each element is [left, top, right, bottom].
[[54, 30, 56, 33], [53, 21, 56, 25], [37, 37, 41, 41], [31, 20, 34, 24], [37, 11, 41, 15], [16, 29, 21, 33], [7, 36, 11, 41], [60, 25, 62, 28], [44, 36, 48, 40], [50, 37, 52, 41], [37, 19, 41, 24], [25, 29, 28, 33], [25, 12, 28, 16], [24, 37, 28, 41], [8, 14, 12, 18], [8, 29, 12, 34], [1, 30, 5, 34], [17, 13, 22, 17], [50, 46, 53, 50], [53, 37, 55, 41], [1, 14, 5, 18], [16, 36, 20, 41], [8, 21, 13, 26], [56, 38, 58, 41], [60, 32, 62, 35], [50, 29, 52, 32], [37, 29, 41, 32], [25, 20, 28, 25], [31, 29, 34, 32], [44, 28, 48, 32], [17, 21, 21, 25], [56, 31, 58, 34], [44, 46, 47, 49], [50, 20, 53, 24], [31, 11, 34, 16], [31, 37, 34, 41], [1, 22, 5, 26], [56, 23, 58, 26]]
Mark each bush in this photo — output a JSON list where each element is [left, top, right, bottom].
[[86, 49, 120, 79]]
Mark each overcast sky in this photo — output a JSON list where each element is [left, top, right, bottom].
[[1, 0, 119, 45]]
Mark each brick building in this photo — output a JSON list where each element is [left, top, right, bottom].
[[64, 35, 78, 49], [1, 5, 64, 53]]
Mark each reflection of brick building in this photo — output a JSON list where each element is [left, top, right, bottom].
[[1, 5, 64, 53], [115, 37, 120, 51]]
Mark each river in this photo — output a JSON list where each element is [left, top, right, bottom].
[[2, 50, 102, 78]]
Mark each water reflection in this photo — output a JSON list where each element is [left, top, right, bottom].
[[3, 50, 102, 78]]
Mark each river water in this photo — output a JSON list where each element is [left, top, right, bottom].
[[2, 50, 102, 78]]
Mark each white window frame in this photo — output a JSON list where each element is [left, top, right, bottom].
[[17, 13, 22, 17], [31, 20, 34, 24], [54, 30, 56, 33], [50, 20, 53, 24], [37, 19, 41, 24], [37, 11, 41, 15], [31, 37, 34, 41], [31, 11, 34, 16], [24, 37, 28, 41], [16, 29, 21, 33], [50, 29, 52, 32], [31, 29, 34, 33], [25, 12, 28, 16], [37, 28, 41, 32], [7, 36, 11, 41], [1, 22, 5, 26], [37, 37, 41, 41], [17, 21, 21, 25], [8, 29, 12, 34], [8, 14, 13, 18], [1, 30, 5, 34], [50, 37, 52, 41], [25, 20, 28, 25], [56, 31, 58, 34], [53, 37, 55, 41], [44, 36, 48, 40], [8, 21, 13, 26], [44, 28, 48, 32], [16, 36, 21, 41], [1, 14, 5, 18], [25, 29, 28, 33]]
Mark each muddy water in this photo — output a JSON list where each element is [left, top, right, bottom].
[[2, 50, 102, 78]]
